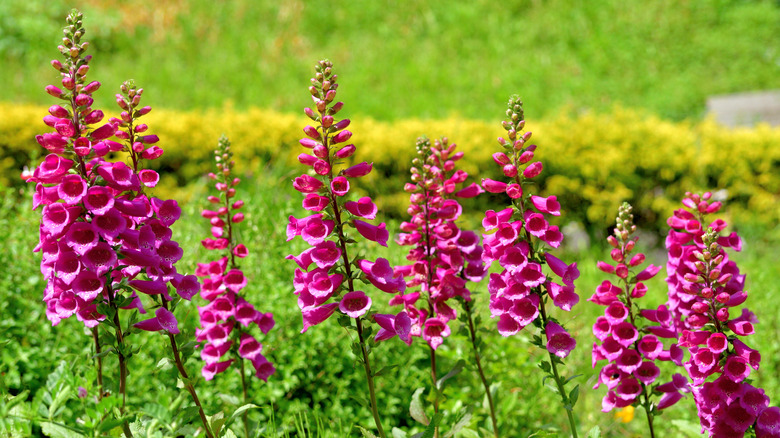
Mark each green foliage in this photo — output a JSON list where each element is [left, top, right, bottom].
[[2, 0, 779, 121], [1, 162, 779, 436]]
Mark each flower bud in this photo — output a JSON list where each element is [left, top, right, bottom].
[[716, 308, 729, 322], [523, 161, 543, 178], [715, 292, 730, 304], [502, 164, 518, 177], [313, 145, 329, 159], [335, 144, 355, 158], [62, 76, 75, 90], [45, 85, 64, 98]]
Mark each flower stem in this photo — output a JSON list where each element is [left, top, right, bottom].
[[105, 285, 132, 437], [161, 301, 214, 438], [91, 327, 104, 401], [538, 300, 578, 438], [463, 300, 499, 437], [239, 358, 250, 438], [641, 388, 656, 438], [356, 318, 387, 438]]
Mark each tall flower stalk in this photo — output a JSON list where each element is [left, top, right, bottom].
[[480, 96, 580, 437], [195, 135, 276, 438], [665, 192, 779, 437], [31, 10, 212, 437], [394, 136, 494, 435], [287, 60, 408, 438], [591, 203, 690, 437]]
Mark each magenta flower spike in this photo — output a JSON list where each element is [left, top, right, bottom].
[[286, 60, 402, 438], [480, 96, 580, 436], [194, 136, 275, 437], [665, 193, 777, 437], [592, 203, 691, 437], [392, 136, 495, 434], [29, 11, 215, 437]]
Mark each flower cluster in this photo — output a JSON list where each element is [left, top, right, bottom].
[[666, 193, 778, 437], [286, 60, 406, 333], [393, 136, 486, 349], [32, 12, 196, 332], [195, 136, 275, 382], [591, 203, 689, 418], [481, 96, 579, 351]]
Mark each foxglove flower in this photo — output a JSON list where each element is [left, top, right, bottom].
[[393, 136, 486, 350], [30, 12, 214, 436], [592, 203, 690, 436], [480, 96, 580, 434], [286, 60, 405, 436], [666, 193, 776, 437], [195, 136, 275, 382]]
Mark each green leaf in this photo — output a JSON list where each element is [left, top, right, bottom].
[[391, 427, 408, 438], [209, 411, 225, 437], [357, 426, 380, 438], [97, 417, 126, 433], [4, 390, 29, 412], [565, 374, 583, 384], [538, 360, 551, 373], [444, 405, 473, 438], [417, 413, 442, 438], [373, 364, 398, 378], [91, 346, 115, 359], [229, 403, 259, 422], [40, 422, 85, 438], [409, 388, 429, 426], [436, 360, 465, 390], [569, 385, 580, 406], [587, 425, 602, 438], [156, 357, 173, 370]]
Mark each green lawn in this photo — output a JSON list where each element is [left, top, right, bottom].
[[1, 0, 779, 121], [1, 163, 778, 436]]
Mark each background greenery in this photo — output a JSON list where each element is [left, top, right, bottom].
[[1, 0, 779, 121], [1, 170, 779, 437], [2, 0, 780, 436]]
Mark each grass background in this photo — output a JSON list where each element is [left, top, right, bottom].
[[1, 0, 779, 121]]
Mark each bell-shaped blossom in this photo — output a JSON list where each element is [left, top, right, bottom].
[[545, 321, 576, 358], [195, 136, 275, 383], [134, 308, 179, 334]]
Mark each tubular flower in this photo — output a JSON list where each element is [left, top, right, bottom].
[[32, 16, 191, 331], [195, 136, 275, 381], [481, 96, 579, 339], [287, 60, 405, 332], [393, 136, 486, 350], [666, 193, 776, 437], [592, 203, 690, 433], [480, 96, 581, 434]]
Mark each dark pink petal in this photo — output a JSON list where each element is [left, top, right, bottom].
[[301, 303, 339, 333]]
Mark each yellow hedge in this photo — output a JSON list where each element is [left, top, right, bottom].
[[2, 102, 779, 231]]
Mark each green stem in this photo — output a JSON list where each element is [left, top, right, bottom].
[[105, 285, 132, 438], [538, 300, 578, 438], [642, 387, 656, 438], [357, 318, 387, 438], [161, 301, 214, 438], [240, 359, 250, 438], [91, 327, 104, 401], [463, 300, 499, 437]]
